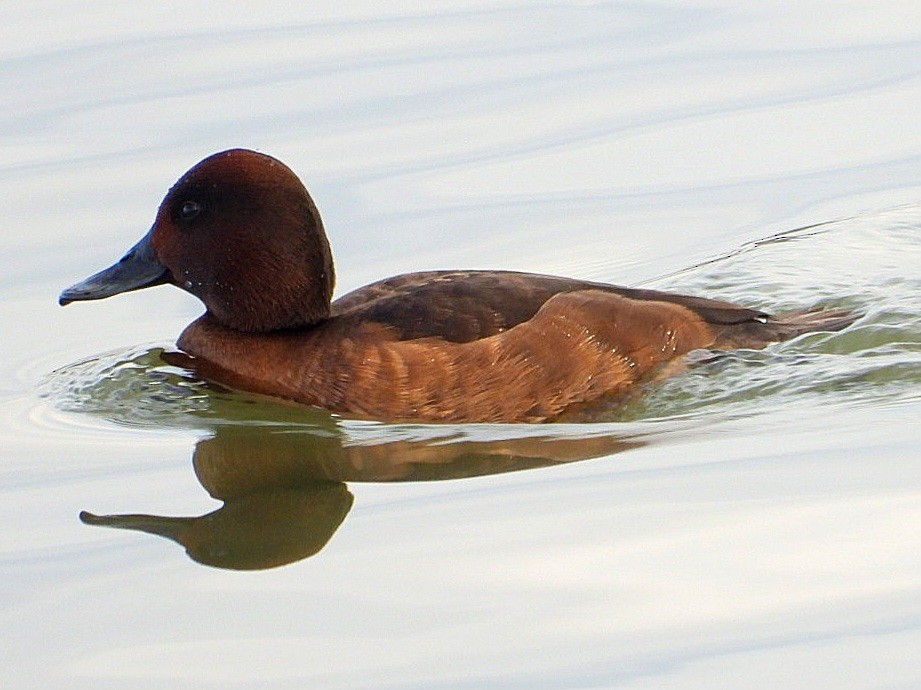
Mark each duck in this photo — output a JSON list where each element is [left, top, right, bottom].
[[59, 149, 856, 423]]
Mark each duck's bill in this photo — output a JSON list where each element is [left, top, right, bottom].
[[80, 510, 187, 542], [59, 230, 170, 306]]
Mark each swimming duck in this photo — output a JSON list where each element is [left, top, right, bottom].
[[59, 149, 855, 423]]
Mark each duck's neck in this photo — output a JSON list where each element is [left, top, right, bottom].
[[292, 200, 336, 329]]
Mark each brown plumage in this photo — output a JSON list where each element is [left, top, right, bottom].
[[59, 149, 858, 423]]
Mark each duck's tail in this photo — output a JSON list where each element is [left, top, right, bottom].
[[712, 307, 860, 349]]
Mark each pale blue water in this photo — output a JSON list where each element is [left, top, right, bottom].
[[2, 3, 920, 688]]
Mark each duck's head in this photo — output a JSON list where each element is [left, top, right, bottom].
[[59, 149, 335, 332]]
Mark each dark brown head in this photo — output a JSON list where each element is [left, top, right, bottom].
[[60, 149, 335, 332]]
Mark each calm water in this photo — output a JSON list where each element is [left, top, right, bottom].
[[2, 3, 920, 688]]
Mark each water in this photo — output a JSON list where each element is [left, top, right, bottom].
[[2, 2, 920, 688]]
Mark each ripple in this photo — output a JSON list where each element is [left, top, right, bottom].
[[39, 343, 337, 432], [618, 206, 921, 421]]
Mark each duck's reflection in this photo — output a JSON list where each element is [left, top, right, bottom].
[[82, 421, 639, 570], [82, 483, 352, 570]]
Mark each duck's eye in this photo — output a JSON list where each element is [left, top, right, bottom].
[[179, 200, 201, 219]]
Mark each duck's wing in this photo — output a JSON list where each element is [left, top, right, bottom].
[[330, 270, 771, 343], [324, 289, 721, 422]]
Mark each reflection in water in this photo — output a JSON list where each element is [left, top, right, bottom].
[[82, 423, 637, 570], [82, 485, 352, 571]]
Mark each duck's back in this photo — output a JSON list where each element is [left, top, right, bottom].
[[330, 270, 770, 341]]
